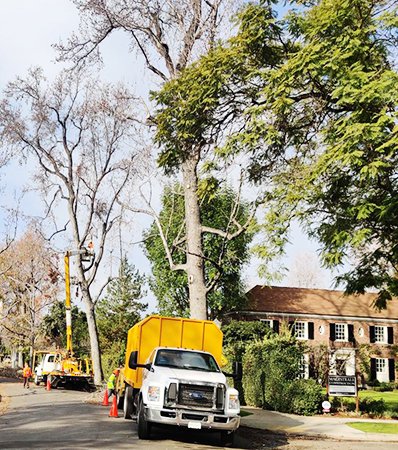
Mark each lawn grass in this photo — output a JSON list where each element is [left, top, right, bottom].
[[240, 409, 253, 417], [323, 388, 398, 416], [359, 389, 398, 411], [347, 422, 398, 434]]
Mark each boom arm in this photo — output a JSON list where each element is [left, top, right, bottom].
[[64, 253, 73, 355], [64, 247, 94, 356]]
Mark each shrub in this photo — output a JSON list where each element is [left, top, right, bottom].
[[242, 326, 307, 413], [359, 398, 386, 416], [373, 382, 394, 392], [330, 396, 356, 413], [289, 379, 323, 415]]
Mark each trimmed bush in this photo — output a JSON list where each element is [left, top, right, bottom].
[[359, 398, 386, 416], [289, 379, 323, 415], [373, 382, 394, 392], [242, 326, 315, 414]]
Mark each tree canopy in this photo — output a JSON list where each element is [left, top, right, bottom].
[[242, 0, 398, 307], [154, 0, 398, 307]]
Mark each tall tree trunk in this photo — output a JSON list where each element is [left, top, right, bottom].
[[80, 283, 103, 385], [182, 152, 207, 319]]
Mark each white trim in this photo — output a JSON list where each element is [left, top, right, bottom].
[[375, 357, 389, 383], [260, 319, 273, 329], [229, 311, 398, 324], [374, 325, 388, 344], [335, 323, 348, 342]]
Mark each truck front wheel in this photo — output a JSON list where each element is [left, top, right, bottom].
[[123, 386, 134, 419], [137, 399, 151, 439], [220, 431, 235, 447]]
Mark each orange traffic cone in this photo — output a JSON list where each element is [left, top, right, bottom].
[[109, 395, 118, 418], [46, 378, 51, 391], [102, 389, 109, 406]]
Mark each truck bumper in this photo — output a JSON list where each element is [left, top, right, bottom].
[[145, 406, 240, 431]]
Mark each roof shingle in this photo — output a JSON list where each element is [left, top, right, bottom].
[[246, 286, 398, 320]]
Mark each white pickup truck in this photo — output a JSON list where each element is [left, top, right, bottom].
[[33, 352, 62, 385], [127, 346, 240, 445]]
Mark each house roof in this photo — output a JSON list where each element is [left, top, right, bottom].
[[244, 285, 398, 320]]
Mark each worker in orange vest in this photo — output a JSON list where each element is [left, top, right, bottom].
[[22, 362, 32, 389]]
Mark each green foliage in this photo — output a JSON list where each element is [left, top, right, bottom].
[[289, 378, 323, 415], [96, 256, 147, 351], [222, 320, 274, 403], [41, 301, 90, 357], [143, 184, 254, 319], [101, 340, 126, 380], [242, 327, 309, 412], [222, 320, 274, 360], [359, 398, 387, 416], [373, 382, 395, 392], [238, 0, 398, 306]]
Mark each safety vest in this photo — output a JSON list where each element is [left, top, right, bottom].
[[107, 373, 116, 389], [23, 366, 32, 377]]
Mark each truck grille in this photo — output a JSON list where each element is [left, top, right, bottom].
[[178, 383, 214, 408]]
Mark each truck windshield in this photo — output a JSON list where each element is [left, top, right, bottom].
[[155, 349, 220, 372]]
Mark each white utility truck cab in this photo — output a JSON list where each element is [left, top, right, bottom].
[[33, 352, 62, 385]]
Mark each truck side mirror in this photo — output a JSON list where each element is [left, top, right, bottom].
[[129, 351, 152, 371], [233, 362, 242, 381], [128, 351, 138, 369]]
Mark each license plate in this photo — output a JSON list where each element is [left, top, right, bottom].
[[188, 421, 202, 429]]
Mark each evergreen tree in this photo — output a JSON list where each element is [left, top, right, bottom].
[[96, 256, 147, 351]]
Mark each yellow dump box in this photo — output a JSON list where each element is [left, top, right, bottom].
[[123, 315, 223, 389]]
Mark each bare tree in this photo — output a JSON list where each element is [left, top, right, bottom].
[[0, 227, 59, 363], [56, 0, 243, 319], [287, 251, 325, 289], [0, 68, 141, 383]]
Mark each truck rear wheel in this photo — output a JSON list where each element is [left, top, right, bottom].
[[137, 399, 151, 439], [123, 385, 134, 419]]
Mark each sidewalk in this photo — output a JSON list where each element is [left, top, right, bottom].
[[240, 407, 398, 442]]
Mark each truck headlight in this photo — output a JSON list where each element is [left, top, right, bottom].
[[228, 393, 239, 410], [225, 389, 240, 413], [147, 385, 161, 402]]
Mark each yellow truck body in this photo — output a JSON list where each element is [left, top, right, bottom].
[[123, 315, 223, 389]]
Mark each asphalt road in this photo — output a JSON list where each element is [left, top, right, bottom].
[[0, 378, 254, 450], [1, 378, 397, 450]]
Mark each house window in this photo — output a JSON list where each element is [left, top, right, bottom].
[[376, 358, 386, 374], [370, 325, 394, 344], [371, 357, 395, 382], [295, 322, 306, 339], [374, 326, 386, 343], [299, 354, 309, 379], [260, 319, 273, 329], [375, 358, 390, 383], [335, 323, 348, 341]]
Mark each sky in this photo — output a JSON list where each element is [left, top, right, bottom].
[[0, 0, 338, 313]]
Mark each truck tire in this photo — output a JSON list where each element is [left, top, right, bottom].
[[137, 399, 151, 439], [220, 431, 235, 447], [123, 386, 134, 420]]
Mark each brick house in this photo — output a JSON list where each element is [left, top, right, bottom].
[[227, 285, 398, 384]]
